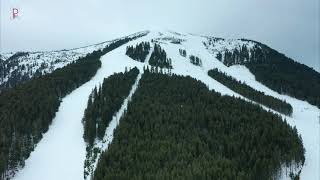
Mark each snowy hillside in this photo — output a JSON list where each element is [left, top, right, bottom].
[[0, 31, 148, 90], [1, 30, 318, 180]]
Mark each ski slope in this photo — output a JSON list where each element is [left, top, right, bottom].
[[12, 36, 147, 180], [11, 31, 319, 180]]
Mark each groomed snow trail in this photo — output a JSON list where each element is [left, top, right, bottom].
[[12, 35, 149, 180]]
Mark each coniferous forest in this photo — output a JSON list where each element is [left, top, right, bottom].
[[93, 71, 304, 180], [149, 44, 172, 69], [0, 35, 142, 178], [208, 68, 293, 116], [83, 67, 139, 146], [214, 41, 320, 109], [126, 42, 151, 62]]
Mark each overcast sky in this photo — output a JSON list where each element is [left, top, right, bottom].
[[1, 0, 319, 71]]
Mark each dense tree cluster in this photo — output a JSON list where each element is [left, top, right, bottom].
[[149, 44, 172, 69], [189, 55, 202, 66], [214, 41, 320, 108], [83, 67, 139, 146], [93, 71, 304, 180], [0, 36, 141, 179], [208, 68, 293, 116], [179, 49, 187, 57], [126, 42, 151, 62]]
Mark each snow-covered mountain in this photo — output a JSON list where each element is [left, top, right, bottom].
[[1, 30, 319, 180]]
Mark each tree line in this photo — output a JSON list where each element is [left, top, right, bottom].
[[126, 42, 151, 62], [208, 68, 293, 116], [93, 70, 304, 180]]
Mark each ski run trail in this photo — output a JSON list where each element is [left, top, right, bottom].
[[13, 31, 319, 180]]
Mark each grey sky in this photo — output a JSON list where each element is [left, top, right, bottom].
[[1, 0, 319, 71]]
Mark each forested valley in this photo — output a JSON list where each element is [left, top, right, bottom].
[[92, 70, 304, 180], [208, 68, 293, 116]]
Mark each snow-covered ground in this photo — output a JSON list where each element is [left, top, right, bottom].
[[11, 30, 319, 180]]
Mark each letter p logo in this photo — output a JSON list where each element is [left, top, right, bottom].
[[12, 8, 19, 19]]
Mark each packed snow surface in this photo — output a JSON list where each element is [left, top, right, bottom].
[[11, 30, 319, 180]]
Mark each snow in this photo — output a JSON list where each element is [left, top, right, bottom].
[[10, 30, 319, 180]]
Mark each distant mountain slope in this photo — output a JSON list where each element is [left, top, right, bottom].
[[0, 31, 148, 91]]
